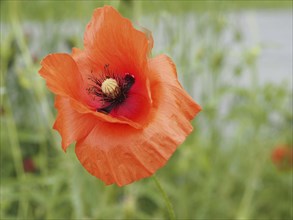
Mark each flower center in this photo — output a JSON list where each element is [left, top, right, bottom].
[[87, 66, 136, 114], [101, 78, 120, 99]]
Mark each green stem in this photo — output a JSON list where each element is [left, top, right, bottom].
[[152, 175, 176, 220]]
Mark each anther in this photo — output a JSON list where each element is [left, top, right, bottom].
[[101, 78, 120, 99]]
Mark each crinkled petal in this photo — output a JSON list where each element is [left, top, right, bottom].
[[84, 6, 151, 78], [148, 55, 201, 122], [75, 55, 201, 186]]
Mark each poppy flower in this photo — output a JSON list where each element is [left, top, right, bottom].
[[39, 6, 201, 186], [271, 145, 293, 170]]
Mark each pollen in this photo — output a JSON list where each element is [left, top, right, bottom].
[[101, 78, 120, 98]]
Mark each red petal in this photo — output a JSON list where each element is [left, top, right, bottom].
[[39, 53, 86, 101], [83, 6, 151, 78], [53, 96, 99, 151], [54, 95, 147, 152], [75, 55, 201, 186], [148, 55, 201, 122], [110, 77, 152, 125], [71, 48, 98, 82]]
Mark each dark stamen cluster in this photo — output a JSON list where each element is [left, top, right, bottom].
[[87, 65, 135, 114]]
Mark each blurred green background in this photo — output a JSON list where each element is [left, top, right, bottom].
[[1, 0, 292, 219]]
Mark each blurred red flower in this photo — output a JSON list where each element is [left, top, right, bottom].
[[271, 145, 293, 170], [39, 6, 201, 186], [23, 158, 36, 173]]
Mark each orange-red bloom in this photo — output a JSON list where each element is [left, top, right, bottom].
[[271, 145, 293, 170], [39, 6, 201, 186]]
